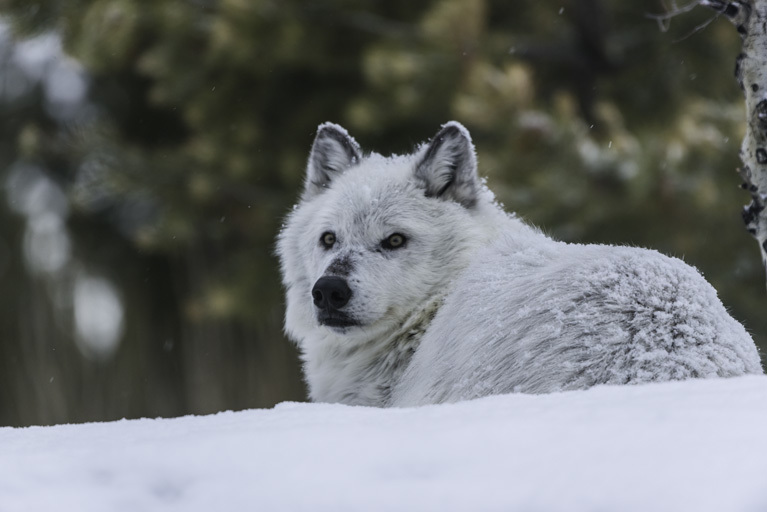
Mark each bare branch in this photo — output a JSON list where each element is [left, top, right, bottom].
[[646, 0, 705, 32], [671, 14, 721, 42]]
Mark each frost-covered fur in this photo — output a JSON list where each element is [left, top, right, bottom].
[[277, 121, 763, 407]]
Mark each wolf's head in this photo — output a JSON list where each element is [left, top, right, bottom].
[[278, 122, 504, 347]]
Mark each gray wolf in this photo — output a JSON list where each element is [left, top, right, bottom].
[[277, 121, 763, 407]]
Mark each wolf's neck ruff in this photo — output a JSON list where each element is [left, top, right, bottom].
[[370, 296, 444, 406], [305, 295, 444, 406]]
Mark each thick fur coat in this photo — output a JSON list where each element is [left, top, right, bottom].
[[277, 121, 763, 407]]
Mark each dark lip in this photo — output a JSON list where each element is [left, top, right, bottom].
[[317, 311, 359, 329]]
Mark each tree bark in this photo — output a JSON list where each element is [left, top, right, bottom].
[[702, 0, 767, 287]]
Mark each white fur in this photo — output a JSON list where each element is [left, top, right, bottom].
[[277, 122, 763, 407]]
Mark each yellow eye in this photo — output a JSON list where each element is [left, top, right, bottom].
[[320, 232, 336, 248], [383, 233, 406, 249]]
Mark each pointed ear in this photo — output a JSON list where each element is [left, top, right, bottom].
[[303, 122, 362, 200], [414, 121, 480, 208]]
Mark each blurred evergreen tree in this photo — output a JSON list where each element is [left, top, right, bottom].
[[0, 0, 763, 425]]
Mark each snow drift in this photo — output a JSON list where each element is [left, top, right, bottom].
[[2, 376, 767, 511]]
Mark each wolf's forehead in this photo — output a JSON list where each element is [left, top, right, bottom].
[[332, 181, 416, 223], [316, 183, 427, 238], [330, 159, 417, 209], [340, 155, 414, 188], [307, 152, 434, 235]]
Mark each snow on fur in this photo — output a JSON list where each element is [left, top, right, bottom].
[[396, 238, 760, 405], [3, 376, 767, 511], [278, 121, 763, 408]]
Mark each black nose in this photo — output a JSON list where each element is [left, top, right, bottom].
[[312, 276, 352, 310]]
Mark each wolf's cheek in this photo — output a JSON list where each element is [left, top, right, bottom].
[[283, 282, 318, 345]]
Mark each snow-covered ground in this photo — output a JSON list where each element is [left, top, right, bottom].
[[2, 376, 767, 511]]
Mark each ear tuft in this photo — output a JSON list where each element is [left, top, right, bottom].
[[414, 121, 480, 208], [303, 122, 362, 200]]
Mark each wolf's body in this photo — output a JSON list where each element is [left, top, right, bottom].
[[277, 121, 762, 407]]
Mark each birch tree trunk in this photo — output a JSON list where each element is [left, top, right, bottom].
[[702, 0, 767, 287]]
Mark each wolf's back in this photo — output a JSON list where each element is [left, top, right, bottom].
[[392, 238, 762, 406]]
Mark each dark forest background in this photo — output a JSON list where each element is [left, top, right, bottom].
[[0, 0, 764, 426]]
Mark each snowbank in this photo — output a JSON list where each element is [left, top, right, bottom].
[[2, 376, 767, 511]]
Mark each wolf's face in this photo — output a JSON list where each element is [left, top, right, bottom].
[[278, 122, 491, 345]]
